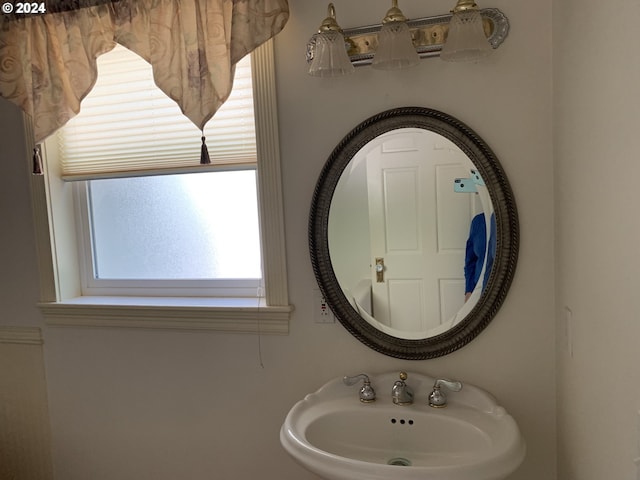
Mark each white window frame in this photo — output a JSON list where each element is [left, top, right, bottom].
[[73, 172, 264, 298], [28, 40, 292, 333]]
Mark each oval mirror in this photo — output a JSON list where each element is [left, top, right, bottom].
[[309, 107, 519, 359]]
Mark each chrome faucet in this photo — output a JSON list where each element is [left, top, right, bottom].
[[343, 374, 376, 403], [428, 378, 462, 408], [391, 372, 414, 405]]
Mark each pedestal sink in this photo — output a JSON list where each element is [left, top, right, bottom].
[[280, 372, 525, 480]]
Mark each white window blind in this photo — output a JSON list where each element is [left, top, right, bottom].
[[58, 44, 256, 180]]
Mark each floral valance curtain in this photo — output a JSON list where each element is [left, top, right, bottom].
[[0, 0, 289, 144]]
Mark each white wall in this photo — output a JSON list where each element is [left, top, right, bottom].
[[554, 0, 640, 478], [0, 89, 54, 479], [0, 336, 53, 480], [0, 0, 555, 478]]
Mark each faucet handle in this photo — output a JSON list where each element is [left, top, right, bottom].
[[343, 374, 376, 403], [428, 378, 462, 408], [434, 378, 462, 392]]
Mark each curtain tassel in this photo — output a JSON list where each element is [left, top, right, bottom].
[[200, 135, 211, 165], [32, 144, 43, 175]]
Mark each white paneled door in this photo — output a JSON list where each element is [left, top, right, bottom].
[[366, 130, 477, 331]]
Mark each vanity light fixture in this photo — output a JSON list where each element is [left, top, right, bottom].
[[306, 1, 509, 76], [371, 0, 419, 70], [308, 3, 355, 77], [440, 0, 493, 62]]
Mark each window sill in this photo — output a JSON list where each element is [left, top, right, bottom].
[[39, 297, 293, 334]]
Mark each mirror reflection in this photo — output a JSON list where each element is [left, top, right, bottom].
[[329, 128, 495, 339]]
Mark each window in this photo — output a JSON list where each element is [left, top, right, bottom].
[[31, 41, 291, 333], [78, 171, 262, 296]]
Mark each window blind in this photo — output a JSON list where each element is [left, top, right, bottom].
[[58, 44, 256, 180]]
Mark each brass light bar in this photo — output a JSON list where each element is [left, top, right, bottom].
[[307, 8, 509, 66]]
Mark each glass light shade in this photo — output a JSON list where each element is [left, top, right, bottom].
[[372, 21, 419, 70], [308, 30, 355, 77], [440, 9, 493, 62]]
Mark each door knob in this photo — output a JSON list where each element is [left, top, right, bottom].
[[375, 257, 385, 282]]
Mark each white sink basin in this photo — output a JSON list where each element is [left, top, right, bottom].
[[280, 372, 525, 480]]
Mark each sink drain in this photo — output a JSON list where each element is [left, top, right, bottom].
[[388, 457, 412, 467]]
